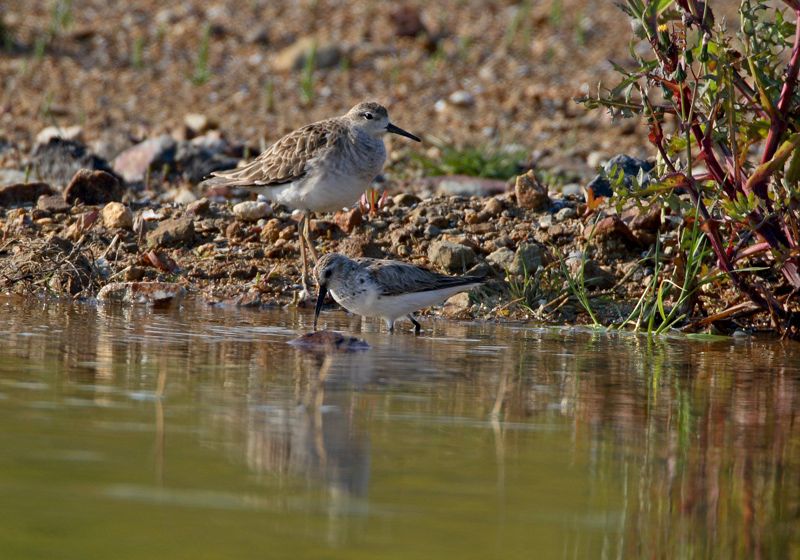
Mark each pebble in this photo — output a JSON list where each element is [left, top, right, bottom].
[[36, 194, 70, 214], [186, 197, 211, 216], [32, 138, 116, 188], [35, 125, 83, 146], [554, 207, 577, 222], [101, 202, 133, 229], [393, 193, 420, 207], [233, 201, 272, 222], [510, 242, 544, 276], [448, 90, 475, 107], [443, 292, 472, 317], [482, 197, 504, 217]]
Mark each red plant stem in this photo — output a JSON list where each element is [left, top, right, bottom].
[[761, 10, 800, 169]]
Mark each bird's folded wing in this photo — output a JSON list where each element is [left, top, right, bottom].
[[205, 122, 340, 187], [361, 258, 483, 296]]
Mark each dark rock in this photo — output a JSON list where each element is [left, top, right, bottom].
[[64, 169, 123, 205], [586, 154, 654, 198], [288, 330, 369, 352], [174, 141, 239, 183], [112, 134, 176, 183], [514, 170, 549, 210], [339, 234, 385, 258], [147, 217, 195, 247], [30, 138, 116, 188], [568, 258, 616, 290], [37, 194, 70, 214], [0, 182, 53, 207]]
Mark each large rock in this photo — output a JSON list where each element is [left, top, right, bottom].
[[112, 135, 176, 183], [0, 182, 53, 207], [486, 247, 515, 271], [64, 169, 123, 204], [147, 216, 194, 247], [30, 138, 116, 188], [514, 170, 549, 210], [510, 242, 543, 276], [428, 240, 476, 272]]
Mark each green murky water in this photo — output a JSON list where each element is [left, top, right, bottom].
[[1, 297, 799, 559]]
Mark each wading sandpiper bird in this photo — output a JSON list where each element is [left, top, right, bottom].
[[202, 101, 421, 297], [313, 253, 485, 334]]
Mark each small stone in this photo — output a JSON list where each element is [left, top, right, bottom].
[[0, 182, 54, 207], [101, 202, 133, 229], [233, 200, 272, 222], [510, 242, 543, 276], [333, 207, 363, 233], [112, 134, 176, 183], [486, 247, 515, 271], [561, 183, 583, 198], [622, 204, 661, 232], [64, 169, 123, 205], [586, 154, 654, 198], [514, 170, 549, 210], [170, 188, 198, 205], [586, 151, 605, 169], [261, 218, 283, 243], [443, 292, 472, 318], [448, 90, 475, 107], [424, 224, 441, 238], [147, 217, 195, 247], [568, 257, 616, 290], [36, 194, 70, 214], [97, 281, 185, 305], [482, 197, 504, 217], [393, 193, 421, 207], [35, 125, 84, 146], [186, 197, 211, 216], [125, 266, 146, 281], [554, 207, 577, 222], [428, 240, 476, 272]]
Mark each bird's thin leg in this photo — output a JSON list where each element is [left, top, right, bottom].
[[298, 214, 312, 297], [304, 212, 319, 264], [388, 320, 395, 334], [408, 314, 422, 335]]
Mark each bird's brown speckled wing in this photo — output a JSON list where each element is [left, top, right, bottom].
[[357, 258, 484, 296], [203, 120, 345, 187]]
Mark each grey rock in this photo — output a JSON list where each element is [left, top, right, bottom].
[[486, 247, 515, 271], [510, 242, 543, 276], [233, 201, 272, 222], [147, 216, 194, 247], [37, 194, 70, 214], [428, 240, 476, 272], [554, 207, 577, 222], [174, 141, 239, 183]]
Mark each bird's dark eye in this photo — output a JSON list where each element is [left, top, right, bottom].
[[324, 270, 332, 278], [362, 112, 374, 120]]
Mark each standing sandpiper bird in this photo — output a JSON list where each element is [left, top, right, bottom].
[[313, 253, 485, 334], [202, 101, 421, 297]]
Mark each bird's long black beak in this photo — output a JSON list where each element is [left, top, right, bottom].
[[386, 122, 421, 142], [313, 285, 327, 331]]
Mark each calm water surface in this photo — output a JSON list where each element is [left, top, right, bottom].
[[1, 298, 799, 559]]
